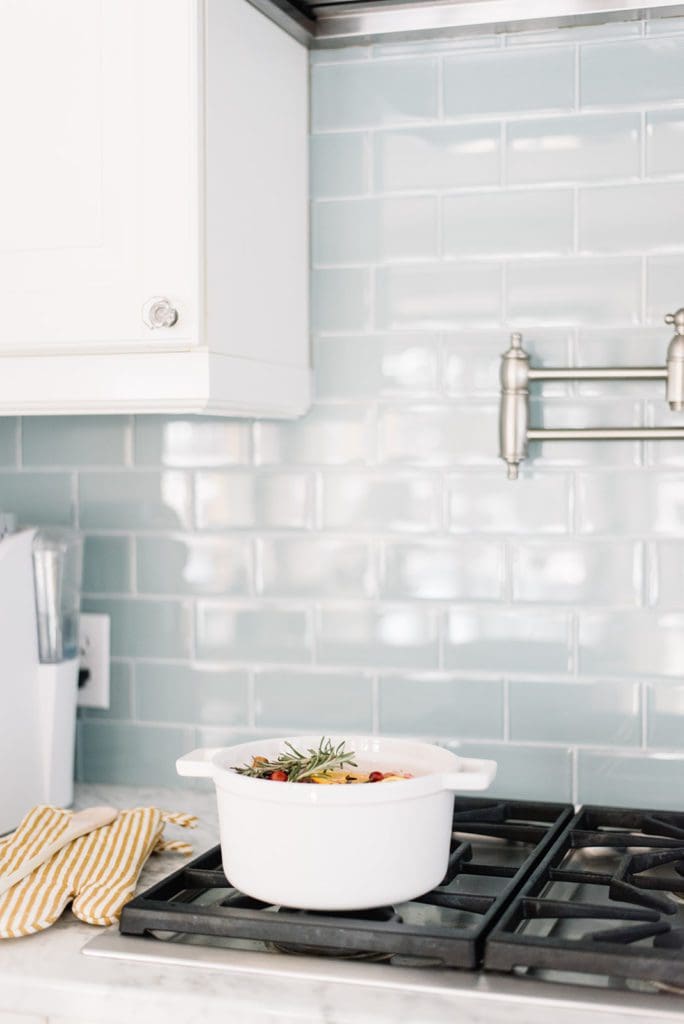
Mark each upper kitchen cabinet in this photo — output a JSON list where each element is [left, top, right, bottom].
[[0, 0, 310, 417]]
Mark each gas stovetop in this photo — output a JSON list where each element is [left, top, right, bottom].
[[82, 798, 684, 999]]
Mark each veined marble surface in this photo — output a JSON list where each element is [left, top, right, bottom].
[[1, 784, 684, 1024]]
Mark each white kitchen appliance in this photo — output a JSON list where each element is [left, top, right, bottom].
[[0, 526, 83, 834]]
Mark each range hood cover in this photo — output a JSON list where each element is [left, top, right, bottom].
[[251, 0, 684, 46]]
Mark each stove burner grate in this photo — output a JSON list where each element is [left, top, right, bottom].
[[485, 805, 684, 988], [119, 797, 572, 969]]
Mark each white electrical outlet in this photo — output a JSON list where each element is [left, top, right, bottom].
[[78, 613, 110, 709]]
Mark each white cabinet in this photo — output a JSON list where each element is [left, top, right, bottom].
[[0, 0, 310, 417]]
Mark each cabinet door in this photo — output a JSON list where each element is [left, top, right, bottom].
[[0, 0, 198, 353]]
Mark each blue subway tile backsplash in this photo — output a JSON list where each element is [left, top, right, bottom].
[[442, 47, 575, 117], [5, 15, 684, 806]]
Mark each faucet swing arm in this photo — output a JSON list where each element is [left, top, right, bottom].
[[499, 310, 684, 479]]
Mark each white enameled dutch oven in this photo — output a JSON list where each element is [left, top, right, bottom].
[[177, 735, 497, 911]]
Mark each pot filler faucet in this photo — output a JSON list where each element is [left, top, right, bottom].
[[499, 309, 684, 480]]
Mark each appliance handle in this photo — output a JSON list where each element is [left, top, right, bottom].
[[442, 758, 497, 792], [176, 748, 222, 779]]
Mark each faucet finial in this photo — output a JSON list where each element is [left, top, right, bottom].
[[499, 331, 530, 481], [666, 309, 684, 411]]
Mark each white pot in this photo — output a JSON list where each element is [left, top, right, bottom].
[[177, 735, 497, 911]]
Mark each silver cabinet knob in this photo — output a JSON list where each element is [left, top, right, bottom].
[[142, 296, 179, 329]]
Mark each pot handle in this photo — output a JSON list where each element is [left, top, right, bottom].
[[442, 757, 497, 792], [176, 748, 222, 779]]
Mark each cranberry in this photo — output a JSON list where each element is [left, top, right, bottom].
[[270, 770, 289, 782], [368, 771, 384, 783]]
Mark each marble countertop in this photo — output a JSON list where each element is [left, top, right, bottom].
[[1, 783, 684, 1024]]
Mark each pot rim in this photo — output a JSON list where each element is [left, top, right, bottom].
[[177, 734, 497, 803]]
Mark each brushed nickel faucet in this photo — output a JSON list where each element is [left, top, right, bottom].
[[499, 310, 684, 479]]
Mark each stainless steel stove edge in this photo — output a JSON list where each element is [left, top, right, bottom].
[[81, 931, 684, 1022]]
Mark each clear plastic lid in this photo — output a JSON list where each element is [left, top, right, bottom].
[[32, 528, 83, 663]]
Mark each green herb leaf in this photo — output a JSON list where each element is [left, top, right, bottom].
[[233, 737, 357, 783]]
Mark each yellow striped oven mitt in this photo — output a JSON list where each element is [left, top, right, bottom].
[[0, 805, 196, 938]]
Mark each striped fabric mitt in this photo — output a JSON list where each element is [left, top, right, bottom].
[[0, 805, 197, 939]]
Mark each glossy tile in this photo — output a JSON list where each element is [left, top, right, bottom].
[[532, 397, 642, 430], [381, 540, 505, 601], [506, 21, 642, 45], [647, 541, 684, 607], [311, 268, 372, 332], [254, 670, 372, 731], [646, 683, 684, 748], [447, 741, 573, 802], [23, 416, 127, 466], [134, 417, 250, 468], [375, 263, 502, 330], [509, 679, 641, 745], [135, 663, 249, 726], [510, 540, 642, 605], [444, 190, 574, 258], [506, 113, 640, 185], [82, 535, 132, 594], [77, 721, 194, 787], [0, 418, 16, 466], [321, 471, 441, 533], [137, 536, 252, 596], [646, 108, 684, 177], [314, 335, 440, 399], [316, 605, 440, 668], [312, 197, 438, 265], [81, 597, 192, 659], [579, 182, 684, 254], [507, 258, 642, 326], [195, 603, 312, 662], [377, 404, 498, 467], [0, 472, 72, 526], [444, 47, 575, 117], [194, 726, 268, 750], [577, 750, 684, 810], [379, 675, 504, 738], [310, 46, 371, 63], [79, 471, 191, 530], [447, 471, 571, 534], [259, 538, 373, 597], [646, 255, 684, 324], [312, 59, 438, 130], [310, 132, 368, 198], [373, 34, 500, 57], [194, 470, 313, 531], [445, 608, 571, 673], [646, 15, 684, 34], [581, 36, 684, 107], [79, 661, 132, 721], [575, 328, 667, 397], [577, 472, 684, 534], [579, 610, 684, 677], [256, 406, 371, 466], [530, 436, 640, 470], [643, 401, 684, 467], [373, 123, 500, 192]]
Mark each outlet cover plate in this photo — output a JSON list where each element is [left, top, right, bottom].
[[78, 612, 110, 709]]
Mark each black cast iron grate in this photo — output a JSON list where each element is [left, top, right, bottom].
[[119, 797, 573, 969], [485, 805, 684, 987]]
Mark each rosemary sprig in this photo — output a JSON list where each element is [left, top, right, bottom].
[[233, 737, 357, 783]]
